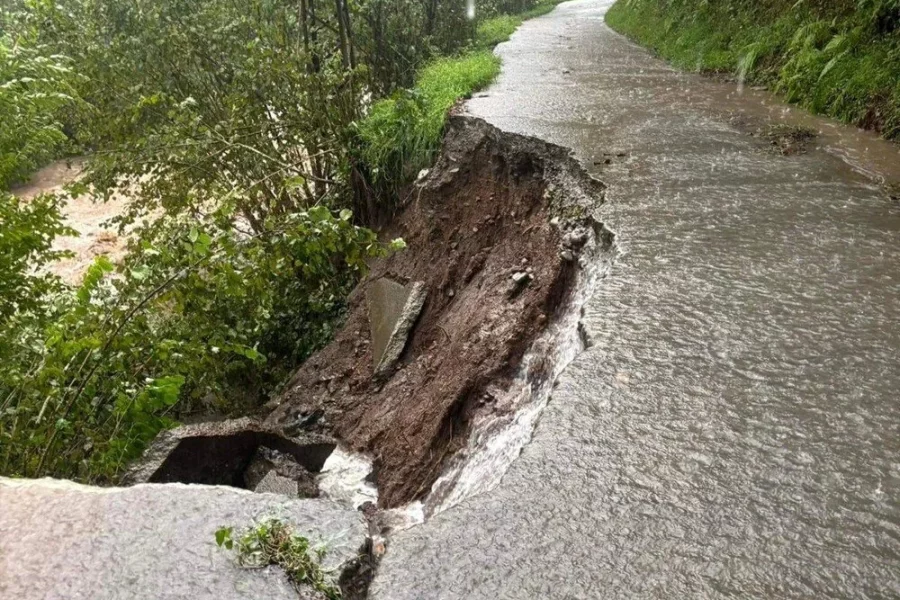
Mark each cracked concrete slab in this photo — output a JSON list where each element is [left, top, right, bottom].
[[0, 477, 367, 600]]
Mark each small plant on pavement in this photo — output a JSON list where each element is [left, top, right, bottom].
[[216, 520, 341, 599]]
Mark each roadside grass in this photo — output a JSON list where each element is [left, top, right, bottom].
[[358, 1, 564, 198], [357, 51, 500, 190], [476, 1, 562, 46], [605, 0, 900, 141]]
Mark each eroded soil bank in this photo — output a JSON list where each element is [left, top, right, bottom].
[[265, 115, 608, 509]]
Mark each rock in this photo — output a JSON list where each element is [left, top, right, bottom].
[[254, 470, 301, 496], [0, 477, 367, 600], [123, 417, 335, 489], [507, 271, 534, 298], [562, 228, 590, 250], [283, 408, 325, 435], [366, 278, 427, 377], [243, 447, 319, 498], [560, 250, 575, 261], [416, 168, 430, 181], [549, 216, 560, 227]]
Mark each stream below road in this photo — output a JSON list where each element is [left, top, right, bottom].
[[373, 1, 900, 598]]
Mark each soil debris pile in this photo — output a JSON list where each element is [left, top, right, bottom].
[[266, 116, 607, 508]]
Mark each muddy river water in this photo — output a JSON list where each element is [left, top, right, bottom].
[[373, 1, 900, 598]]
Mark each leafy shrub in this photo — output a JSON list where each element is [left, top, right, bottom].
[[1, 202, 396, 481], [0, 192, 73, 321], [0, 31, 79, 188]]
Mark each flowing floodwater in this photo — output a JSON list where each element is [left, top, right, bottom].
[[373, 1, 900, 598]]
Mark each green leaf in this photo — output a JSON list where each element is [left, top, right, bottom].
[[96, 256, 115, 273], [308, 207, 331, 223], [215, 527, 233, 547], [818, 50, 848, 82], [130, 265, 150, 281], [284, 176, 306, 190]]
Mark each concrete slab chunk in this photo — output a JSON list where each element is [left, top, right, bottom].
[[366, 278, 427, 376], [123, 417, 335, 488], [0, 477, 367, 600]]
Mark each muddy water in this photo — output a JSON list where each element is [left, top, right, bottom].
[[374, 1, 900, 598], [12, 159, 129, 284]]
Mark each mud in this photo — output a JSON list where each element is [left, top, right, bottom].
[[728, 115, 819, 155], [266, 115, 605, 508]]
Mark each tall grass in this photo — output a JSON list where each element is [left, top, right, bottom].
[[357, 0, 564, 199], [605, 0, 900, 141], [476, 0, 561, 46], [357, 51, 501, 191]]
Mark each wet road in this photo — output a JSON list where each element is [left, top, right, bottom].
[[373, 1, 900, 598]]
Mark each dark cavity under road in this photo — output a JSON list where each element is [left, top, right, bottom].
[[373, 1, 900, 598]]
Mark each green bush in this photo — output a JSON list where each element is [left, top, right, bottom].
[[0, 31, 79, 189], [0, 199, 395, 481]]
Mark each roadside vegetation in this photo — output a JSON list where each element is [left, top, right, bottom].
[[358, 0, 562, 206], [216, 521, 340, 599], [606, 0, 900, 141], [0, 0, 560, 482]]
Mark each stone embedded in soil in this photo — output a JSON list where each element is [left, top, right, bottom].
[[366, 278, 427, 377], [0, 477, 367, 600], [124, 417, 335, 490], [507, 271, 534, 298]]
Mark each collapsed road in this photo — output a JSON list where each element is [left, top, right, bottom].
[[371, 0, 900, 598], [2, 1, 898, 599]]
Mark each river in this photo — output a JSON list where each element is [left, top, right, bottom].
[[372, 1, 900, 598]]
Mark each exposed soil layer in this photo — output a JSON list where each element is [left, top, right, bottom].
[[265, 116, 605, 508]]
